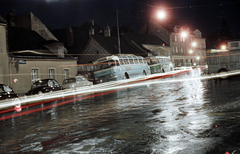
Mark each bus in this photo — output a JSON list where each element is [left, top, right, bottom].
[[206, 41, 240, 75], [146, 56, 174, 74], [93, 54, 151, 83]]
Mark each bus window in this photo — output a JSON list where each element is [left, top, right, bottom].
[[102, 62, 108, 69], [115, 60, 120, 66], [139, 58, 143, 64], [134, 59, 139, 64], [143, 59, 147, 64], [119, 58, 124, 65], [129, 58, 134, 64], [108, 60, 115, 67], [124, 59, 129, 65]]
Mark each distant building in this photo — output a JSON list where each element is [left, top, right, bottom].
[[0, 15, 11, 86], [1, 11, 78, 94], [206, 40, 240, 74], [139, 19, 206, 67]]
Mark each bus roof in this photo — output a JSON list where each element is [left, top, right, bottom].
[[146, 56, 170, 60], [93, 54, 144, 63]]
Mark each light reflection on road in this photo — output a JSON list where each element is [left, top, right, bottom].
[[2, 69, 240, 153]]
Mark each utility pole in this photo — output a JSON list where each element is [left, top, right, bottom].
[[116, 9, 121, 55]]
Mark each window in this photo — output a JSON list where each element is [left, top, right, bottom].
[[175, 35, 178, 42], [49, 69, 55, 79], [231, 42, 238, 48], [175, 47, 178, 53], [31, 69, 38, 82], [172, 46, 175, 53], [64, 69, 69, 79]]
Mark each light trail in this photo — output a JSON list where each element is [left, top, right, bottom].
[[2, 67, 240, 121]]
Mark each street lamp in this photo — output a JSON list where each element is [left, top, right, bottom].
[[189, 49, 193, 54], [181, 31, 187, 38], [156, 10, 166, 20], [192, 42, 197, 47], [221, 45, 227, 50], [196, 56, 200, 60]]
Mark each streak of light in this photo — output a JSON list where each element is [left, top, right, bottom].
[[1, 67, 240, 121], [0, 89, 120, 121]]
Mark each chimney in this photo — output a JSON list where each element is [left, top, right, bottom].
[[104, 21, 111, 37]]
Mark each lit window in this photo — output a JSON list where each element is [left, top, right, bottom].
[[64, 69, 69, 79], [49, 69, 55, 79], [31, 69, 38, 83]]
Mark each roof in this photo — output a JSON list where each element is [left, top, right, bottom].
[[51, 21, 104, 54], [8, 27, 74, 59], [92, 35, 149, 57], [8, 27, 47, 51], [126, 33, 169, 46], [0, 15, 6, 24]]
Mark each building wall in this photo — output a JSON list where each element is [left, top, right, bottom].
[[0, 23, 10, 85], [9, 58, 77, 94]]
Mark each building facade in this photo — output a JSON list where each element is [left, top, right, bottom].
[[0, 16, 10, 86], [9, 56, 77, 94], [0, 12, 78, 95], [139, 19, 206, 67]]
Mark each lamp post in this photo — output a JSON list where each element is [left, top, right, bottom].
[[116, 9, 121, 55]]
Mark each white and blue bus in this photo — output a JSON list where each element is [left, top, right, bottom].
[[93, 54, 151, 83], [146, 56, 174, 74]]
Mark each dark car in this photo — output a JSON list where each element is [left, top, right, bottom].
[[26, 79, 63, 95], [0, 84, 18, 100]]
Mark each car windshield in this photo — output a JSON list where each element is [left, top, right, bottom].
[[63, 78, 76, 84], [3, 85, 13, 92], [32, 80, 59, 88]]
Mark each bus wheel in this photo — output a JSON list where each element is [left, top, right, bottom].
[[143, 70, 147, 76], [218, 69, 229, 79], [125, 73, 130, 79]]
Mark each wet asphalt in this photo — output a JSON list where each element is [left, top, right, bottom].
[[1, 74, 240, 154]]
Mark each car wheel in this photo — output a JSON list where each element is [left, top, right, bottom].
[[38, 91, 43, 95]]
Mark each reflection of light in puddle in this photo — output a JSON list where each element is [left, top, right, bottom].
[[150, 78, 215, 153]]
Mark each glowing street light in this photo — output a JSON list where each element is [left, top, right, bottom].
[[189, 49, 193, 54], [181, 31, 188, 38], [192, 42, 197, 47], [221, 45, 227, 50], [196, 56, 200, 60], [156, 10, 166, 20]]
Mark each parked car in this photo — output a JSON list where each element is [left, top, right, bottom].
[[26, 79, 63, 95], [62, 76, 93, 89], [0, 84, 18, 100]]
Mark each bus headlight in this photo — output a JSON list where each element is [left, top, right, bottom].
[[100, 80, 102, 83]]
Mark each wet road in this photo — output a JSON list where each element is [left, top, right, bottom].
[[1, 74, 240, 154]]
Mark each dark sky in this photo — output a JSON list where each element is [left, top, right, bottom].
[[0, 0, 240, 38]]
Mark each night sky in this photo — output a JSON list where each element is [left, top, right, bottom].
[[0, 0, 240, 38]]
